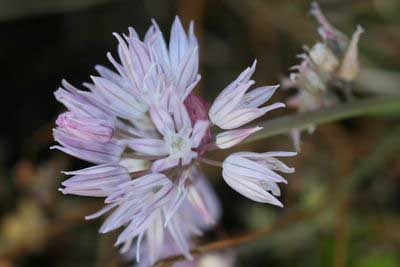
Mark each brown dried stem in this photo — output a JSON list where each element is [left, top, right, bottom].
[[155, 208, 317, 267]]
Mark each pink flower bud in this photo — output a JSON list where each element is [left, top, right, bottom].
[[184, 93, 212, 145], [56, 112, 114, 142]]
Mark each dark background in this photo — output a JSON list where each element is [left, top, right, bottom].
[[0, 0, 399, 266]]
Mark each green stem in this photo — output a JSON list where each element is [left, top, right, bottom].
[[244, 96, 400, 144]]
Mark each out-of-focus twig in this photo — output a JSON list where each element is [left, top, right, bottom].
[[155, 209, 316, 267], [319, 125, 354, 267]]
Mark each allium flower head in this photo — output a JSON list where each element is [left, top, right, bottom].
[[53, 16, 295, 264]]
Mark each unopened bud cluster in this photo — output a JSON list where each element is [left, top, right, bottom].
[[283, 2, 364, 150]]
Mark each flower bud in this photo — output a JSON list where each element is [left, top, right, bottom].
[[338, 25, 364, 82], [310, 2, 348, 55], [287, 90, 321, 112], [56, 112, 114, 142], [309, 42, 339, 73], [184, 92, 212, 145], [291, 60, 326, 94]]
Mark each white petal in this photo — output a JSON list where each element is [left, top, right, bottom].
[[135, 232, 144, 262], [147, 20, 172, 77], [63, 164, 126, 176], [217, 103, 285, 130], [215, 108, 265, 130], [146, 211, 164, 264], [215, 126, 262, 149], [125, 36, 152, 79], [223, 155, 287, 183], [191, 120, 210, 148], [240, 85, 279, 109], [166, 215, 193, 260], [262, 181, 281, 197], [209, 81, 253, 124], [222, 168, 283, 206], [176, 46, 199, 96], [85, 203, 118, 220], [112, 33, 150, 90], [169, 16, 189, 72], [52, 129, 124, 164], [187, 177, 220, 226], [234, 151, 296, 173], [219, 61, 257, 97], [149, 107, 175, 136], [237, 151, 297, 158], [182, 74, 201, 100], [91, 76, 146, 119], [116, 210, 157, 245], [95, 65, 125, 87], [151, 156, 180, 172], [164, 187, 188, 227], [126, 138, 168, 156], [171, 96, 192, 131]]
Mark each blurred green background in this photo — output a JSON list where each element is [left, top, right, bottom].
[[0, 0, 399, 266]]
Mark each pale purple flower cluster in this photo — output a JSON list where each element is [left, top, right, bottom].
[[52, 17, 295, 264]]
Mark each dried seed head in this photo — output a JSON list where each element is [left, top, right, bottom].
[[309, 42, 340, 73], [338, 25, 364, 82]]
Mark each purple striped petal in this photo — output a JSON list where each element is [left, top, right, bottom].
[[191, 120, 210, 148], [209, 81, 253, 125], [52, 129, 124, 164], [149, 107, 175, 136], [240, 85, 279, 109], [219, 61, 256, 98], [176, 46, 199, 97], [91, 76, 146, 119], [223, 154, 287, 184], [234, 151, 296, 173], [151, 156, 179, 173], [146, 211, 164, 264], [215, 126, 262, 149], [222, 168, 283, 206], [85, 203, 118, 220], [95, 65, 125, 87], [166, 215, 193, 260], [171, 95, 192, 131], [169, 16, 189, 73], [116, 209, 158, 245], [54, 80, 111, 119], [56, 112, 114, 143], [126, 138, 168, 156], [217, 103, 285, 130], [60, 164, 130, 197]]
